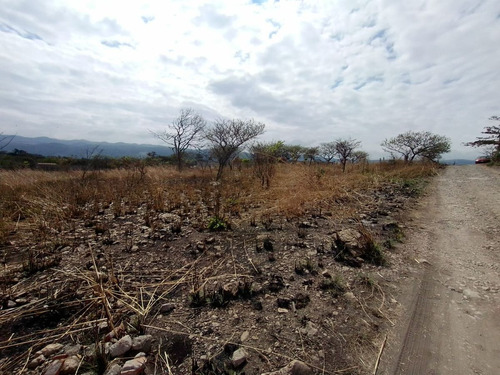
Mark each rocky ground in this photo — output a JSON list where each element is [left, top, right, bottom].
[[0, 170, 428, 375]]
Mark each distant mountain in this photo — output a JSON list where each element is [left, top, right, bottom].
[[441, 159, 474, 165], [1, 135, 174, 158]]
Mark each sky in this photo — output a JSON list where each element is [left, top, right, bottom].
[[0, 0, 499, 159]]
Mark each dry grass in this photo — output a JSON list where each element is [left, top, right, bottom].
[[0, 162, 437, 245], [0, 161, 438, 373]]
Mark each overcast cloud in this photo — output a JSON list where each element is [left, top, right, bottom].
[[1, 0, 499, 159]]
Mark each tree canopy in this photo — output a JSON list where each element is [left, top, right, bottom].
[[205, 118, 265, 180], [381, 131, 451, 162], [465, 116, 500, 160]]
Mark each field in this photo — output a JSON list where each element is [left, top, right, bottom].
[[0, 161, 437, 375]]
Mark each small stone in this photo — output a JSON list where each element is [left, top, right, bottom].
[[104, 363, 122, 375], [28, 354, 46, 369], [7, 300, 16, 308], [321, 270, 332, 278], [61, 356, 80, 374], [43, 360, 63, 375], [344, 292, 356, 301], [261, 360, 313, 375], [41, 343, 64, 357], [240, 331, 249, 342], [15, 298, 28, 304], [64, 344, 82, 355], [300, 321, 318, 337], [109, 335, 132, 358], [223, 282, 239, 298], [121, 355, 147, 375], [131, 335, 153, 353], [277, 308, 288, 314], [231, 348, 248, 367]]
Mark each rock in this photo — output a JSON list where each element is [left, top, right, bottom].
[[300, 321, 318, 337], [61, 356, 80, 374], [64, 344, 82, 355], [222, 282, 240, 298], [120, 355, 147, 375], [262, 360, 313, 375], [277, 308, 288, 314], [256, 235, 273, 252], [104, 363, 122, 375], [44, 360, 63, 375], [132, 335, 153, 353], [231, 348, 248, 367], [6, 300, 16, 308], [41, 343, 64, 357], [15, 297, 28, 304], [240, 331, 249, 342], [344, 292, 356, 301], [28, 354, 46, 369], [109, 335, 132, 358], [336, 229, 362, 248], [321, 270, 332, 278]]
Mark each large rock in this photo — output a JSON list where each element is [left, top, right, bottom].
[[109, 335, 132, 358], [120, 355, 147, 375], [262, 360, 313, 375]]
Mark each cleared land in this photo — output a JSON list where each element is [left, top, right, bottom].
[[1, 162, 439, 374]]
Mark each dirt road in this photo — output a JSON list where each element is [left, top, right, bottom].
[[378, 165, 500, 375]]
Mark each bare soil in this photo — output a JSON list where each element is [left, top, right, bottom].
[[377, 165, 500, 375]]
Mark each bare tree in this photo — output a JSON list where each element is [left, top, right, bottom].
[[151, 108, 206, 171], [319, 142, 337, 163], [334, 138, 361, 172], [205, 118, 265, 180], [382, 131, 450, 162]]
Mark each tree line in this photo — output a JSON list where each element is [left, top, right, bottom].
[[151, 108, 454, 181]]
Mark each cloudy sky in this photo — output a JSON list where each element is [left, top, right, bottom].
[[1, 0, 499, 159]]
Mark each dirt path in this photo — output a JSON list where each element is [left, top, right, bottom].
[[377, 165, 500, 375]]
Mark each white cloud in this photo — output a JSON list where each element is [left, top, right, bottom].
[[0, 0, 499, 159]]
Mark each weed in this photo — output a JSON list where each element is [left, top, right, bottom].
[[294, 258, 316, 275], [320, 275, 346, 297], [207, 216, 228, 231]]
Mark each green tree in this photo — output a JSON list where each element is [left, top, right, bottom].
[[465, 116, 500, 161], [382, 131, 450, 162], [205, 118, 265, 180], [282, 145, 304, 163], [319, 142, 337, 163], [334, 138, 361, 172]]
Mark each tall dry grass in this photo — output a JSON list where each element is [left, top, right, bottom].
[[0, 161, 438, 245]]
